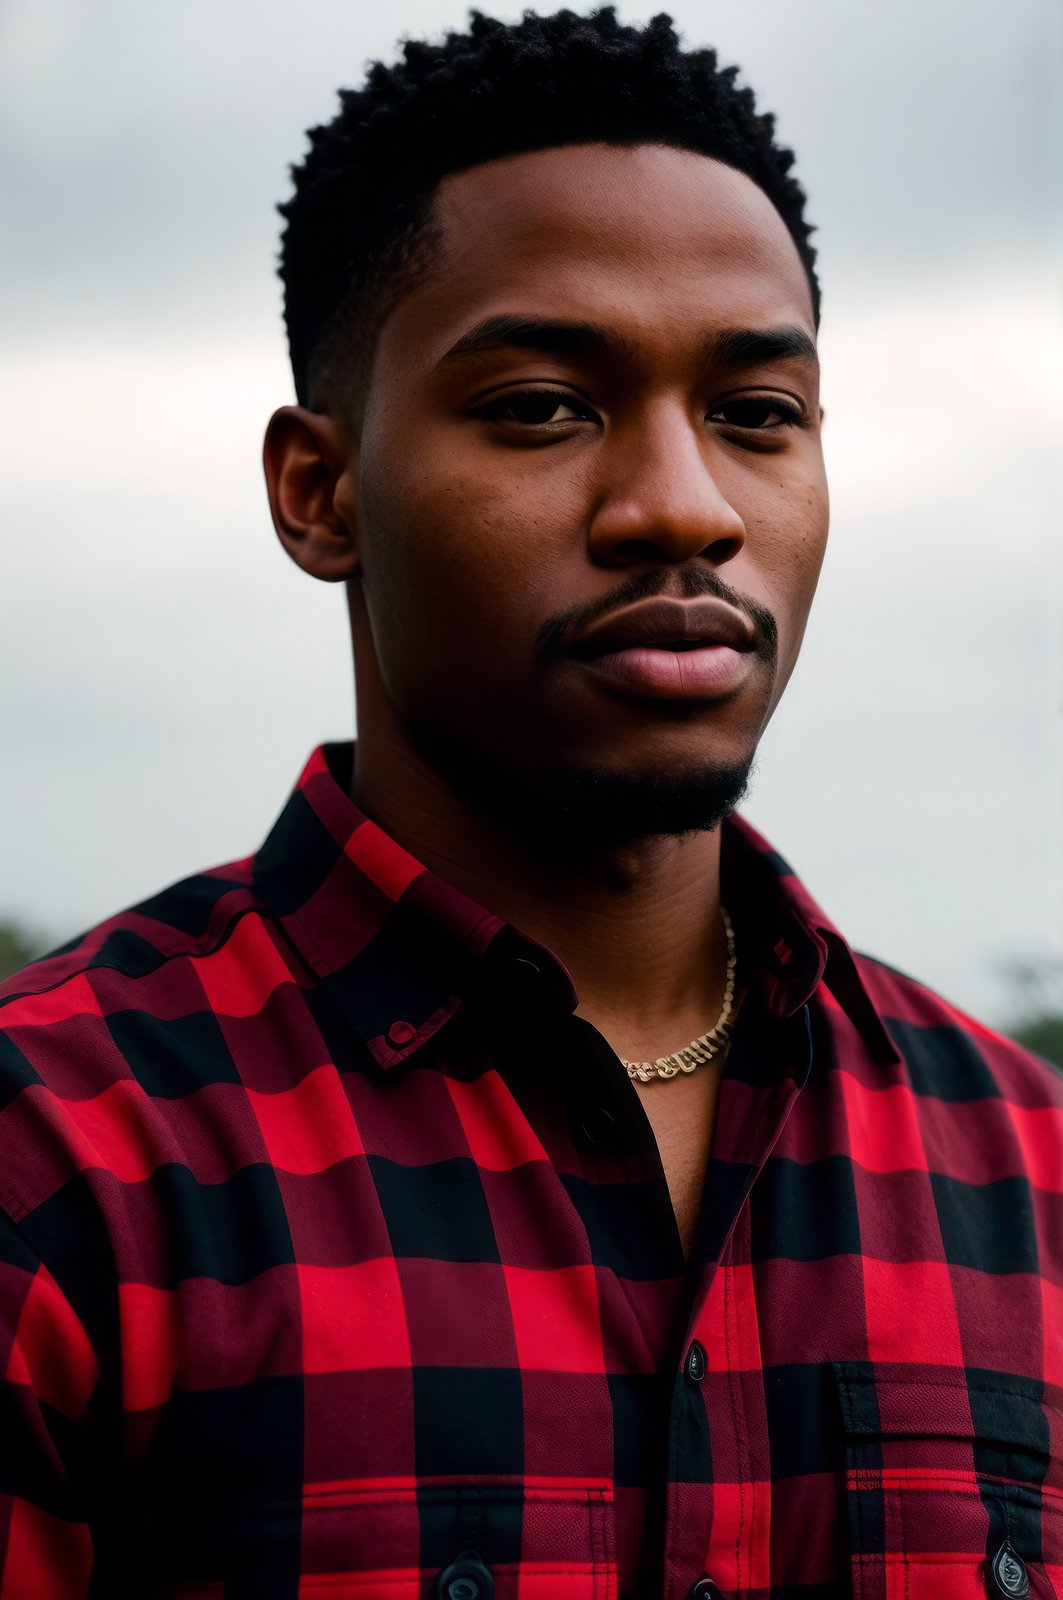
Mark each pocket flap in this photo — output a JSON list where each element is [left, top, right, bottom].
[[833, 1362, 1055, 1458]]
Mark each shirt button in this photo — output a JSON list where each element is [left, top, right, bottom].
[[988, 1540, 1029, 1597], [685, 1339, 707, 1383], [386, 1020, 417, 1048], [579, 1106, 618, 1146], [436, 1550, 494, 1600], [686, 1580, 724, 1600]]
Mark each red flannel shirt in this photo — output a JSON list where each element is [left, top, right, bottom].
[[0, 742, 1060, 1600]]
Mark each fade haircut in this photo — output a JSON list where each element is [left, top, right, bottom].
[[278, 7, 819, 411]]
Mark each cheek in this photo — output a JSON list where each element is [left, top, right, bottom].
[[757, 465, 828, 586], [356, 458, 564, 704], [747, 470, 829, 669], [360, 459, 482, 609]]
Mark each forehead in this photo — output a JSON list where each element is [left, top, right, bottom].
[[378, 142, 815, 368]]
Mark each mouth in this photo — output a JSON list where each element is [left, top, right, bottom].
[[645, 638, 715, 651], [576, 641, 756, 700], [563, 595, 761, 701]]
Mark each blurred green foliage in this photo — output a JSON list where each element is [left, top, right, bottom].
[[1010, 1014, 1063, 1068], [1000, 960, 1063, 1071], [0, 920, 46, 984]]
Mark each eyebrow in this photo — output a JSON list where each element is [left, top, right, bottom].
[[438, 314, 818, 370], [440, 314, 625, 365], [710, 325, 819, 369]]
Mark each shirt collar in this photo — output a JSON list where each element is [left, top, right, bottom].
[[255, 742, 898, 1071], [723, 812, 901, 1065]]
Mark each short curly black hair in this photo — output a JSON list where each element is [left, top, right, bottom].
[[279, 7, 819, 410]]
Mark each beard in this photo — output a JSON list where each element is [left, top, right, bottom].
[[407, 709, 757, 850], [364, 557, 777, 853], [501, 756, 756, 845]]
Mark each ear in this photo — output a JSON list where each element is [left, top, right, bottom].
[[263, 406, 362, 582]]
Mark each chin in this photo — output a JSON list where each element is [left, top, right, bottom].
[[406, 703, 760, 842], [448, 739, 755, 844], [525, 756, 757, 842]]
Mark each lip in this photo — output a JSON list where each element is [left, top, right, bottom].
[[577, 643, 755, 700], [566, 596, 758, 660]]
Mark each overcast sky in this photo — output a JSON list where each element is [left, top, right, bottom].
[[1, 0, 1060, 1025]]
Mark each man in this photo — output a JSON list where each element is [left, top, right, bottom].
[[0, 8, 1059, 1598]]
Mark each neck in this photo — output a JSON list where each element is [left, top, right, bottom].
[[351, 727, 731, 1062]]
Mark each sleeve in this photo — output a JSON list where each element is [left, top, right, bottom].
[[0, 1204, 98, 1599]]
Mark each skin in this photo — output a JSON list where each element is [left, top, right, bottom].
[[264, 142, 828, 1254]]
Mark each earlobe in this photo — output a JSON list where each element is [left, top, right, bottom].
[[262, 405, 362, 582]]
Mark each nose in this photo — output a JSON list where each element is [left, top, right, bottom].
[[586, 404, 746, 568]]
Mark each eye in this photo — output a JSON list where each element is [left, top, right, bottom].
[[475, 389, 597, 427], [708, 396, 804, 431]]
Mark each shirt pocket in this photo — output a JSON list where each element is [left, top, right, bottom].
[[155, 1479, 616, 1600], [835, 1362, 1063, 1600]]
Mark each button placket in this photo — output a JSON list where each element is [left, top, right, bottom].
[[664, 1166, 779, 1595]]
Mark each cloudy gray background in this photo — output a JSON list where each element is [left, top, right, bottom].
[[2, 0, 1060, 1023]]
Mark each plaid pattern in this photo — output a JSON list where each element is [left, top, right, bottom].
[[0, 740, 1060, 1600]]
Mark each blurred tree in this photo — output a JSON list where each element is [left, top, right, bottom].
[[1000, 960, 1063, 1072], [0, 920, 47, 984], [1010, 1014, 1063, 1068]]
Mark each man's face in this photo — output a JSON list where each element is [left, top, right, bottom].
[[342, 142, 827, 829]]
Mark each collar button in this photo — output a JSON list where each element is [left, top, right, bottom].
[[386, 1020, 417, 1048]]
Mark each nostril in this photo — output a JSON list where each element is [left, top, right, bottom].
[[703, 532, 744, 562], [612, 537, 672, 562]]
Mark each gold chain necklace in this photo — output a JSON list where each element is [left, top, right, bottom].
[[620, 906, 737, 1083]]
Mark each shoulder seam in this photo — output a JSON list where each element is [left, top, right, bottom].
[[0, 903, 276, 1013]]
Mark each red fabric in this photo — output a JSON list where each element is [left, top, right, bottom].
[[0, 741, 1060, 1598]]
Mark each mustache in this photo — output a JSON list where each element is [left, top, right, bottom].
[[536, 567, 778, 662]]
